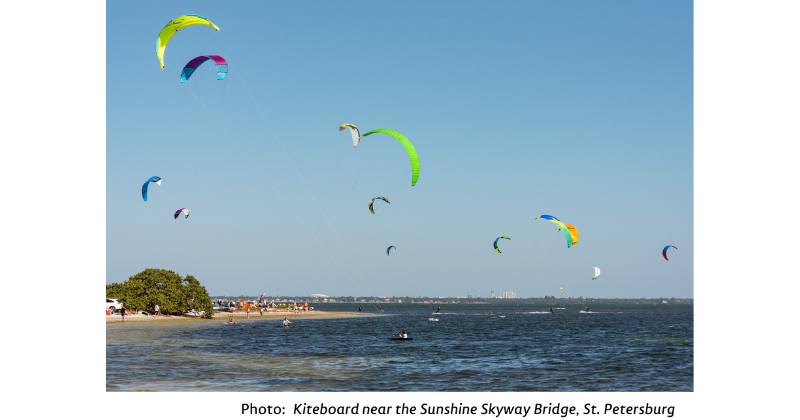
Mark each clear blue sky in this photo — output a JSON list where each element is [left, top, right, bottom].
[[107, 0, 693, 298]]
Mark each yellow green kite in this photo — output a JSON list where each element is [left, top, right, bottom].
[[156, 15, 220, 69]]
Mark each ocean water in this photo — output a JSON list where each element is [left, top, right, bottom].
[[106, 303, 693, 391]]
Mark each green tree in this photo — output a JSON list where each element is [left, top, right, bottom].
[[106, 269, 214, 317]]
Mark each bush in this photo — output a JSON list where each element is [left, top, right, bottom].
[[106, 269, 215, 318]]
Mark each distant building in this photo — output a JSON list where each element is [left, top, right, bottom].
[[490, 290, 495, 298], [502, 291, 517, 299], [310, 294, 328, 298], [468, 295, 473, 298]]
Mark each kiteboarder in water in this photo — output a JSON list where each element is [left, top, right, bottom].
[[397, 330, 408, 339]]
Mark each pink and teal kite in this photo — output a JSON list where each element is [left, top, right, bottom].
[[180, 55, 228, 83]]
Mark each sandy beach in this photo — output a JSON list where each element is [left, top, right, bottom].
[[106, 310, 381, 322]]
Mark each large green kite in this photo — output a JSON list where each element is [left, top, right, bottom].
[[361, 129, 420, 187]]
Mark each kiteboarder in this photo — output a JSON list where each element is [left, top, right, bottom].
[[283, 317, 291, 327], [397, 330, 408, 339], [358, 306, 362, 313], [436, 307, 441, 313], [550, 307, 554, 313]]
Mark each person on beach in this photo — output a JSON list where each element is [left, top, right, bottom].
[[154, 303, 160, 316], [259, 306, 264, 319], [121, 304, 126, 322], [247, 306, 250, 319]]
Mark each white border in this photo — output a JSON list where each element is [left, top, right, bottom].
[[5, 0, 799, 418]]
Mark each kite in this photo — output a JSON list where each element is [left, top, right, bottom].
[[494, 236, 511, 253], [592, 267, 601, 280], [386, 246, 397, 256], [181, 55, 228, 82], [339, 124, 362, 148], [142, 176, 161, 202], [174, 208, 190, 219], [361, 129, 420, 186], [156, 15, 220, 69], [369, 197, 390, 214], [663, 245, 678, 261]]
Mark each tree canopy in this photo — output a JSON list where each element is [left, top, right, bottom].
[[106, 268, 214, 317]]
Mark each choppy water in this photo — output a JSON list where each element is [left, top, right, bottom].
[[106, 303, 692, 391]]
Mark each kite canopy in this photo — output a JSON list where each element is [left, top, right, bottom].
[[560, 287, 564, 295], [361, 129, 420, 186], [592, 267, 601, 280], [565, 225, 579, 246], [142, 176, 161, 202], [386, 245, 397, 256], [156, 15, 220, 69], [174, 208, 190, 219], [493, 236, 510, 253], [339, 124, 362, 147], [536, 215, 572, 248], [369, 197, 390, 214], [663, 245, 678, 261], [181, 55, 228, 82]]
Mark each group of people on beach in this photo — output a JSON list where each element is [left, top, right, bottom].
[[113, 303, 161, 321]]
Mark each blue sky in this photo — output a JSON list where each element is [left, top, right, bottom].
[[107, 0, 693, 298]]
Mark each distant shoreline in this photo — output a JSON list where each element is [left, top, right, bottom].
[[105, 310, 381, 323]]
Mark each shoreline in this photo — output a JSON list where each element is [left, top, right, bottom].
[[106, 310, 382, 323]]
